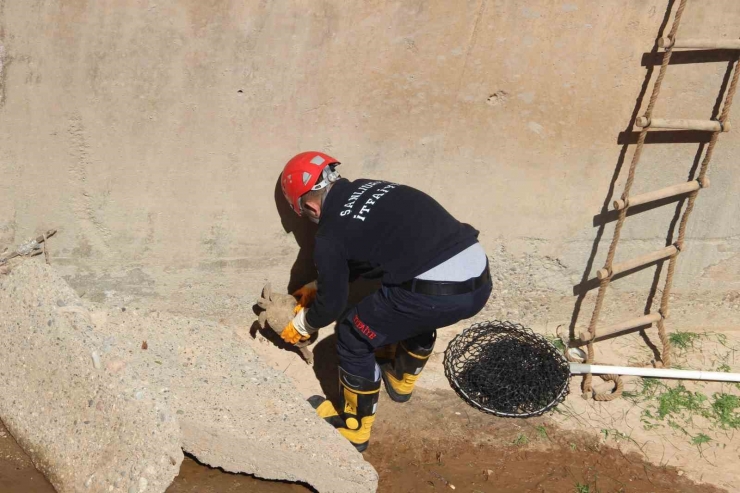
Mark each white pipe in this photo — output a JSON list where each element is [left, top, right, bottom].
[[570, 363, 740, 383]]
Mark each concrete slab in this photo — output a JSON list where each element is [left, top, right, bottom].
[[0, 260, 378, 493], [94, 291, 378, 493], [0, 261, 183, 493]]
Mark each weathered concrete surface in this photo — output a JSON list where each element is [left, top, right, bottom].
[[0, 261, 183, 493], [92, 298, 378, 493], [0, 260, 378, 493], [2, 1, 740, 331]]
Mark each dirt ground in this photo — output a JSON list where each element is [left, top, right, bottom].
[[234, 312, 740, 491], [0, 388, 725, 493]]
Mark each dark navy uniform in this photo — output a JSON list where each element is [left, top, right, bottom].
[[306, 178, 491, 379]]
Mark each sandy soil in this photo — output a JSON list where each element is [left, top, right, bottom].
[[234, 311, 740, 492]]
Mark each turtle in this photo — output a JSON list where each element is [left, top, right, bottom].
[[256, 283, 314, 364]]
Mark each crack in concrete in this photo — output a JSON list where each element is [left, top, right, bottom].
[[0, 0, 7, 112], [430, 0, 487, 194], [455, 0, 486, 99]]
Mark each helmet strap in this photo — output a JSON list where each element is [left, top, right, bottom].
[[298, 164, 339, 220], [311, 165, 340, 191]]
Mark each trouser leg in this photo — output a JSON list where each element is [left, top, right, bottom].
[[380, 330, 436, 402], [308, 319, 381, 452]]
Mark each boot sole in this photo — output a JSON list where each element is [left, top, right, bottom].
[[381, 370, 412, 403]]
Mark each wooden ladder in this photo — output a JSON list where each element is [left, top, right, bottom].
[[573, 0, 740, 401]]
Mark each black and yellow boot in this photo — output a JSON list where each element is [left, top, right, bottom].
[[308, 366, 381, 452], [373, 343, 397, 363], [380, 333, 435, 403]]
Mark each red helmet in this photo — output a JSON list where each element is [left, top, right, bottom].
[[281, 151, 340, 215]]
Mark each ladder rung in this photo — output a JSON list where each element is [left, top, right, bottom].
[[579, 313, 662, 342], [660, 37, 740, 50], [613, 177, 709, 210], [636, 117, 730, 132], [597, 245, 678, 280]]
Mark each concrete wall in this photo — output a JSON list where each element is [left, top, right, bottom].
[[2, 0, 739, 328]]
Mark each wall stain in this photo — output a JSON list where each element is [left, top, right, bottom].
[[67, 115, 112, 257]]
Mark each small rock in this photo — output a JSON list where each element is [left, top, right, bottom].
[[141, 341, 148, 350], [128, 486, 137, 493], [138, 477, 148, 492], [91, 351, 102, 370], [105, 359, 126, 374]]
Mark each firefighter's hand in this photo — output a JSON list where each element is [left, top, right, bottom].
[[292, 281, 318, 308], [281, 322, 310, 345], [280, 308, 314, 345]]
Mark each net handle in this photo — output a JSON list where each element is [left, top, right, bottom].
[[570, 363, 740, 383]]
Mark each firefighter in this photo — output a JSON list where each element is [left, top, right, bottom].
[[280, 151, 492, 452]]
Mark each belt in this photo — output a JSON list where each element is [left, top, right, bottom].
[[399, 266, 491, 296]]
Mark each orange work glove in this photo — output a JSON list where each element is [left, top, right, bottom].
[[292, 281, 318, 308], [280, 307, 314, 345], [281, 322, 310, 345]]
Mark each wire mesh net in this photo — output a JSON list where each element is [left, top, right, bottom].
[[444, 321, 570, 417]]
